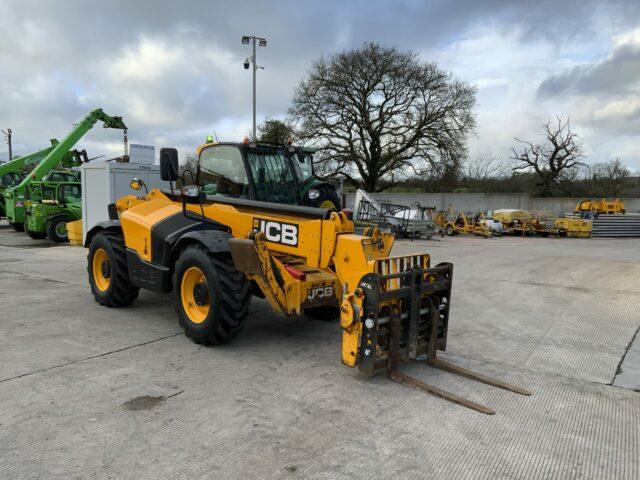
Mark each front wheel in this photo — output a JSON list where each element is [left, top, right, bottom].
[[174, 245, 251, 345], [46, 214, 71, 243], [25, 223, 46, 239], [88, 232, 139, 307]]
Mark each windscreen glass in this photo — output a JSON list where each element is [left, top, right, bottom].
[[246, 150, 300, 204], [199, 146, 249, 197], [59, 184, 82, 203]]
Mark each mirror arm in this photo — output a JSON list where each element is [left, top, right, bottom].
[[181, 190, 218, 227]]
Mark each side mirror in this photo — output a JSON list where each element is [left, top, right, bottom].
[[160, 148, 179, 181], [180, 185, 207, 204], [130, 178, 142, 191], [130, 177, 148, 193]]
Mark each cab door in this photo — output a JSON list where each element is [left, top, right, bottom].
[[245, 150, 302, 205]]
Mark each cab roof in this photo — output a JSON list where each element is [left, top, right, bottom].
[[195, 140, 316, 157]]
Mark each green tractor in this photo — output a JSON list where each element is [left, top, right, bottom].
[[24, 171, 82, 241], [0, 141, 59, 220], [4, 152, 83, 231], [4, 108, 127, 231]]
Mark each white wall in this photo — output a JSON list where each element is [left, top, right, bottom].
[[344, 192, 640, 215]]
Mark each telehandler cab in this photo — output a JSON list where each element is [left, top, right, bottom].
[[85, 147, 530, 414], [195, 139, 342, 210]]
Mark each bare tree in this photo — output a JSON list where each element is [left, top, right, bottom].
[[179, 153, 198, 185], [589, 158, 630, 197], [289, 42, 476, 192], [462, 152, 511, 181], [512, 117, 585, 196]]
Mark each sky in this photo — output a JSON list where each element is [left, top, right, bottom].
[[1, 0, 639, 172]]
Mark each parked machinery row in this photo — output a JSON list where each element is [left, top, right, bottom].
[[1, 108, 127, 242]]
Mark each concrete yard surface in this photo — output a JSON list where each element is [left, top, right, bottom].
[[0, 224, 639, 479]]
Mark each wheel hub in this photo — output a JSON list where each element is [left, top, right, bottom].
[[101, 260, 111, 279], [193, 282, 208, 306], [56, 223, 68, 237]]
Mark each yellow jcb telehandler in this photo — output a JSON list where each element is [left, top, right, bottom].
[[85, 144, 530, 414]]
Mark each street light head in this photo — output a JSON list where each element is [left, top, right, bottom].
[[258, 39, 267, 47], [241, 36, 250, 44]]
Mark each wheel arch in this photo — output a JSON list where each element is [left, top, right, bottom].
[[84, 220, 122, 247], [170, 229, 233, 265]]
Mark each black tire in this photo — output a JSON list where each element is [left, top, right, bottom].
[[11, 222, 24, 232], [308, 187, 342, 210], [46, 214, 71, 243], [446, 225, 455, 236], [25, 223, 46, 239], [174, 245, 251, 345], [304, 306, 340, 321], [88, 231, 139, 307]]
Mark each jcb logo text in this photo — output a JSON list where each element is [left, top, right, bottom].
[[253, 218, 299, 247]]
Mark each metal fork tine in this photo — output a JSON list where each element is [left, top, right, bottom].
[[388, 370, 496, 415], [387, 307, 496, 415], [427, 306, 531, 396], [427, 358, 532, 396]]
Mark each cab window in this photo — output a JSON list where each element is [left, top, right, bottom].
[[42, 187, 56, 201], [246, 151, 300, 204], [48, 172, 77, 182], [198, 146, 249, 197], [295, 154, 314, 182], [0, 172, 22, 187], [59, 184, 82, 203]]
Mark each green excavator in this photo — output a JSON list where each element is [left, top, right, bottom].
[[3, 109, 127, 232]]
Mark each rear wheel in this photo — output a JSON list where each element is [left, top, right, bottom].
[[445, 225, 455, 236], [88, 232, 139, 307], [46, 214, 71, 243], [174, 245, 251, 345], [309, 187, 342, 210], [10, 222, 24, 232]]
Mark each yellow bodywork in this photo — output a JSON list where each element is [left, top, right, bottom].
[[195, 141, 219, 157], [67, 219, 83, 246], [554, 218, 592, 238], [115, 189, 399, 367], [435, 207, 491, 238], [575, 198, 625, 215]]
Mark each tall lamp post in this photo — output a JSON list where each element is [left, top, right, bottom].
[[242, 35, 267, 139]]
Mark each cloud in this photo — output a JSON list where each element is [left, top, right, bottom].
[[533, 29, 640, 166], [537, 31, 640, 99], [0, 0, 639, 170]]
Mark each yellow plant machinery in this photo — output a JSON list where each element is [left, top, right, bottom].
[[435, 207, 492, 238], [574, 198, 625, 216], [85, 145, 530, 414]]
